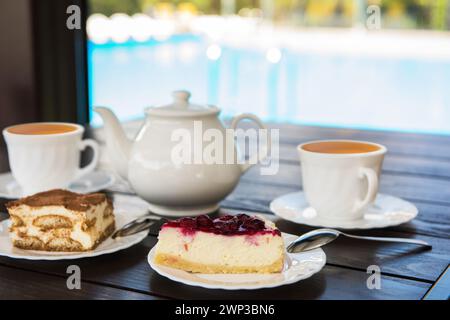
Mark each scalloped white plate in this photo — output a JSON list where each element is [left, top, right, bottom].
[[270, 192, 418, 229], [0, 195, 149, 260], [148, 233, 326, 290]]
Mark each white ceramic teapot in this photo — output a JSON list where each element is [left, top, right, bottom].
[[95, 91, 269, 216]]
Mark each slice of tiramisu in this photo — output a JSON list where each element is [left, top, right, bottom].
[[6, 189, 115, 252]]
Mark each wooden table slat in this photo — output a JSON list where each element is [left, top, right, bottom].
[[266, 123, 450, 160], [0, 264, 160, 300], [0, 236, 430, 300], [276, 144, 450, 180], [423, 266, 450, 300]]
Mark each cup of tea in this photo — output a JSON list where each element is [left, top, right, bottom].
[[3, 122, 99, 195], [298, 140, 386, 222]]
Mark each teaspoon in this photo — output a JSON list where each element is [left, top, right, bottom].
[[112, 213, 163, 239], [287, 228, 432, 253]]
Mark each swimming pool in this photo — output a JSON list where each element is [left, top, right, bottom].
[[88, 33, 450, 135]]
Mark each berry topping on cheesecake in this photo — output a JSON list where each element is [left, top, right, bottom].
[[153, 214, 284, 274], [163, 214, 281, 236]]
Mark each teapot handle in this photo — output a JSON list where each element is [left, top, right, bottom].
[[230, 114, 271, 173]]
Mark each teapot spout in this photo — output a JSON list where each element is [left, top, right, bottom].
[[94, 107, 132, 180]]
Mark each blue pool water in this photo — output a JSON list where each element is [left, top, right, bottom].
[[88, 34, 450, 135]]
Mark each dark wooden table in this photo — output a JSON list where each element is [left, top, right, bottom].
[[0, 123, 449, 300]]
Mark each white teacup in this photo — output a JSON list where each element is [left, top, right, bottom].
[[3, 122, 99, 195], [298, 140, 386, 222]]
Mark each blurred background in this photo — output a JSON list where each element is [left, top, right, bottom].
[[86, 0, 450, 134], [1, 0, 450, 174]]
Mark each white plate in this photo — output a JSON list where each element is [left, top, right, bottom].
[[0, 195, 148, 260], [148, 233, 326, 290], [270, 192, 418, 229], [0, 171, 115, 199]]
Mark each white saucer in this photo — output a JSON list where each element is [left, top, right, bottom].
[[270, 192, 418, 229], [0, 171, 115, 199], [148, 233, 326, 290], [0, 194, 148, 260]]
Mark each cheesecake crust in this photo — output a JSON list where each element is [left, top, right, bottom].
[[154, 252, 284, 274]]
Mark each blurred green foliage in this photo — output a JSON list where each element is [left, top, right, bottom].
[[89, 0, 142, 15], [88, 0, 449, 30], [89, 0, 221, 14]]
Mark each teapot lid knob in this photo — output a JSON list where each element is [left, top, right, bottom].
[[172, 90, 191, 107], [146, 90, 220, 117]]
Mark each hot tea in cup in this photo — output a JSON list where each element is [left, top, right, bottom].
[[298, 140, 386, 222], [3, 122, 99, 195]]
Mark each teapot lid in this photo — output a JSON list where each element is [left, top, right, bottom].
[[145, 90, 220, 117]]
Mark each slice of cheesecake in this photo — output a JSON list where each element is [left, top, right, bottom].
[[6, 189, 115, 252], [153, 214, 284, 274]]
